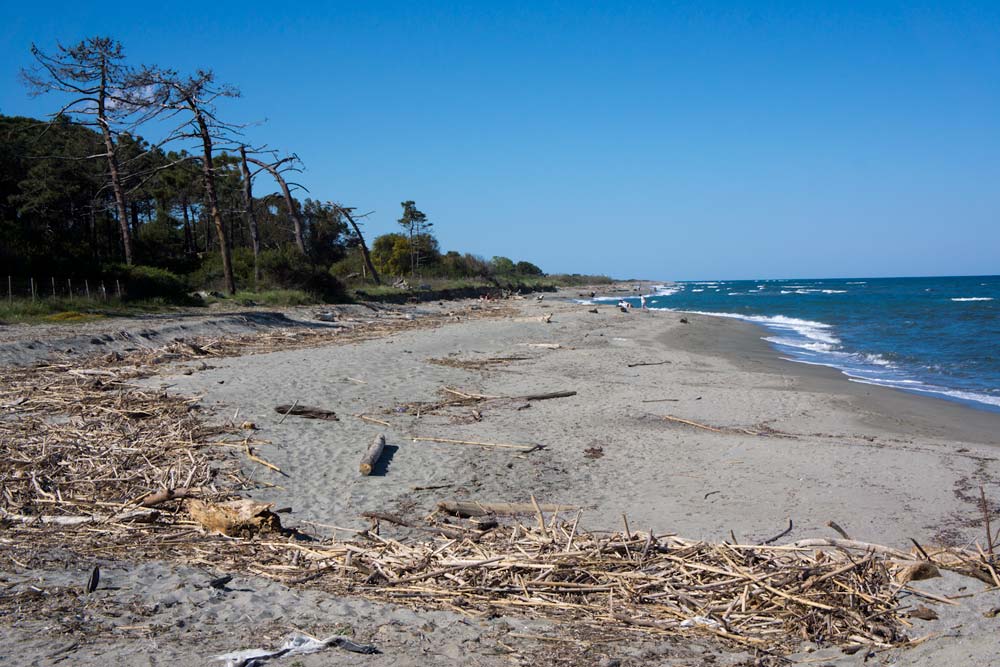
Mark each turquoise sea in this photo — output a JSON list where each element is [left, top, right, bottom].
[[607, 276, 1000, 412]]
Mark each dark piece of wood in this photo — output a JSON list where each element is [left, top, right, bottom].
[[760, 518, 794, 545], [360, 434, 386, 475], [627, 360, 671, 368], [86, 565, 100, 594], [515, 390, 576, 401], [273, 404, 339, 421], [336, 206, 380, 285], [437, 500, 580, 518], [245, 155, 307, 254]]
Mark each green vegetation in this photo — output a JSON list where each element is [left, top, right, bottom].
[[0, 295, 184, 325], [2, 36, 611, 321], [230, 290, 319, 307]]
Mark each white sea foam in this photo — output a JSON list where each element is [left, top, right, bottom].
[[681, 311, 842, 347], [847, 378, 1000, 408], [821, 290, 847, 294], [951, 297, 993, 302], [763, 336, 836, 353], [669, 303, 998, 411], [692, 289, 704, 292], [862, 353, 893, 367], [846, 281, 867, 284]]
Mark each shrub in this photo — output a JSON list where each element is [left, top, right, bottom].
[[257, 247, 345, 302], [515, 261, 544, 276], [105, 264, 191, 302]]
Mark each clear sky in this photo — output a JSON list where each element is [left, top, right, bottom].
[[1, 1, 998, 280]]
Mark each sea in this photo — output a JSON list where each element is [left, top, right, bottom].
[[603, 276, 1000, 413]]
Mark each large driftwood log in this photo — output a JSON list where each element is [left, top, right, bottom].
[[360, 434, 386, 476], [437, 500, 580, 518]]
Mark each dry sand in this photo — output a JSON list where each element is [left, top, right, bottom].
[[2, 294, 999, 665]]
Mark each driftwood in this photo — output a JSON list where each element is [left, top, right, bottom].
[[662, 414, 792, 438], [396, 386, 576, 417], [627, 361, 671, 368], [0, 508, 158, 525], [516, 390, 576, 401], [274, 404, 339, 421], [138, 486, 202, 507], [360, 434, 386, 476], [788, 538, 911, 559], [362, 511, 477, 540], [356, 414, 391, 427], [413, 436, 540, 453], [437, 500, 580, 518]]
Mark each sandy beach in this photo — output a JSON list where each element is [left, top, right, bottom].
[[2, 292, 999, 666]]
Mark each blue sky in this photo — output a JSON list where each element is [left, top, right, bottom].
[[1, 1, 998, 280]]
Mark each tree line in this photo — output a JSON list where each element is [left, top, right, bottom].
[[1, 37, 545, 301]]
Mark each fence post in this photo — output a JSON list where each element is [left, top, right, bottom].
[[85, 279, 90, 299], [7, 276, 11, 305], [68, 278, 73, 302], [116, 279, 122, 299], [100, 281, 107, 301], [51, 276, 56, 298], [30, 277, 36, 302]]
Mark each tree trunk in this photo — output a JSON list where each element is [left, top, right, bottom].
[[238, 147, 261, 286], [97, 59, 134, 266], [181, 195, 193, 254], [245, 156, 306, 254], [338, 206, 380, 285], [193, 107, 235, 295], [130, 202, 140, 240], [409, 226, 415, 277]]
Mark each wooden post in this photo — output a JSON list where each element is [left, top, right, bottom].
[[100, 281, 107, 301], [359, 434, 386, 476], [115, 279, 122, 299], [30, 277, 35, 302], [7, 276, 11, 305], [68, 278, 73, 302], [51, 276, 56, 298], [85, 279, 90, 299]]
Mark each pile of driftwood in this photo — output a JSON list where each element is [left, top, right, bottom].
[[0, 362, 242, 529], [129, 303, 514, 368], [268, 509, 988, 653], [0, 305, 513, 531]]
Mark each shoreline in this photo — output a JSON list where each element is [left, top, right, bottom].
[[662, 310, 1000, 445], [586, 279, 1000, 421]]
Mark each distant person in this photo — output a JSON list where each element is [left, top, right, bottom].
[[640, 295, 647, 310]]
